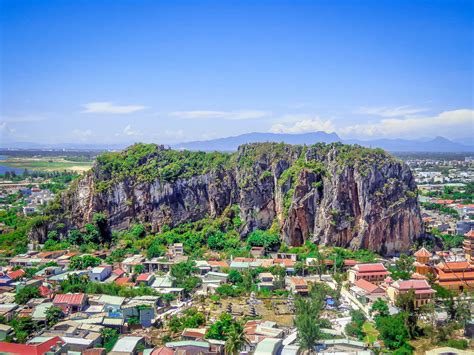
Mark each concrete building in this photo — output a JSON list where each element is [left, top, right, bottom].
[[348, 263, 390, 285], [387, 279, 435, 308]]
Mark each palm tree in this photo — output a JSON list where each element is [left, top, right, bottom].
[[224, 323, 249, 355]]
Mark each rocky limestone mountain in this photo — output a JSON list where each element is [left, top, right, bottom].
[[57, 142, 422, 255]]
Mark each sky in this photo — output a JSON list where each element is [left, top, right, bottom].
[[1, 0, 473, 145]]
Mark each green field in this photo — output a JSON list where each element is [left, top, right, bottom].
[[1, 157, 93, 172]]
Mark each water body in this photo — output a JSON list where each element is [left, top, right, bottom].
[[0, 155, 25, 175]]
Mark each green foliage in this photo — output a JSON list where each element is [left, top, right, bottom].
[[134, 264, 145, 274], [216, 284, 241, 297], [45, 306, 63, 326], [389, 254, 415, 280], [375, 313, 411, 351], [10, 316, 39, 343], [246, 229, 280, 251], [101, 328, 119, 352], [421, 202, 460, 218], [294, 291, 324, 351], [344, 310, 367, 340], [228, 269, 243, 284], [169, 307, 206, 333], [370, 299, 389, 318], [68, 255, 101, 270], [206, 313, 242, 341], [94, 143, 232, 192], [225, 323, 249, 355], [15, 286, 41, 304], [170, 261, 201, 295]]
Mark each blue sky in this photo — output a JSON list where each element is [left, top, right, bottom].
[[1, 0, 473, 145]]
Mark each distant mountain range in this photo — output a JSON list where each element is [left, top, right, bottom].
[[2, 132, 473, 153], [173, 132, 474, 153]]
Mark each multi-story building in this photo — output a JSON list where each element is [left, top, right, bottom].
[[435, 261, 474, 293], [387, 279, 435, 308], [348, 263, 390, 285]]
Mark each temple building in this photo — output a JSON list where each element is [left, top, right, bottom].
[[434, 261, 474, 293], [412, 247, 433, 279], [464, 229, 474, 261]]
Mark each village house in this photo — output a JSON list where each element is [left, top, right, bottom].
[[136, 273, 155, 286], [0, 336, 65, 355], [110, 336, 145, 355], [120, 255, 145, 274], [207, 260, 229, 272], [89, 265, 112, 282], [348, 263, 390, 285], [349, 279, 386, 305], [387, 279, 435, 308], [286, 276, 309, 295], [53, 293, 88, 314], [257, 272, 275, 291]]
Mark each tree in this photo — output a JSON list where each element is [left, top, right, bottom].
[[225, 323, 249, 355], [370, 299, 389, 319], [101, 328, 119, 352], [228, 270, 243, 284], [10, 316, 38, 343], [294, 295, 324, 353], [45, 306, 63, 326], [392, 254, 415, 280], [345, 310, 366, 340], [395, 290, 418, 339], [376, 313, 411, 351], [206, 313, 241, 341], [134, 264, 145, 274], [246, 230, 280, 251], [15, 286, 41, 304]]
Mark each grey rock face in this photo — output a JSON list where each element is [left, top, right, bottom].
[[59, 143, 422, 255]]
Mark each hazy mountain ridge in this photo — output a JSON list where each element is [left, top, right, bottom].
[[2, 132, 473, 152]]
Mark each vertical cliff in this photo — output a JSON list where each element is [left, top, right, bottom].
[[59, 142, 422, 255]]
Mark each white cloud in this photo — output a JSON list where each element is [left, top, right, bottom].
[[82, 102, 148, 114], [270, 116, 336, 134], [341, 109, 474, 139], [123, 125, 142, 137], [354, 105, 428, 118], [169, 110, 270, 120]]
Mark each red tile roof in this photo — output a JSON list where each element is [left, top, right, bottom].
[[151, 347, 174, 355], [136, 273, 151, 282], [353, 263, 387, 273], [343, 259, 358, 266], [39, 285, 53, 298], [115, 277, 134, 286], [393, 279, 435, 294], [208, 261, 228, 268], [414, 247, 431, 257], [274, 258, 295, 267], [53, 293, 86, 306], [436, 261, 474, 272], [113, 268, 125, 276], [354, 279, 384, 294], [0, 336, 64, 355], [465, 230, 474, 238], [290, 277, 307, 286], [7, 269, 25, 280]]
